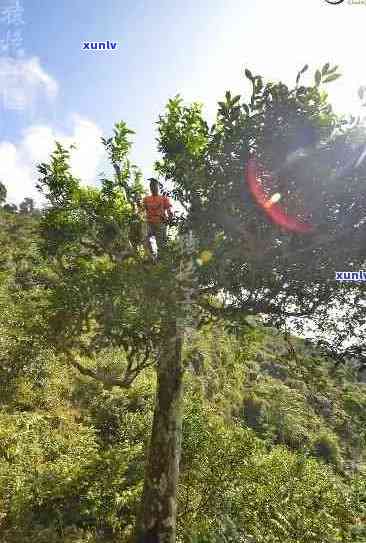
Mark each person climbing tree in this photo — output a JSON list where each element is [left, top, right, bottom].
[[143, 177, 173, 259]]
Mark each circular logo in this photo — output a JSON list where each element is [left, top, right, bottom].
[[324, 0, 344, 4]]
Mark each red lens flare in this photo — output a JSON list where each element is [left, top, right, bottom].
[[245, 157, 315, 234]]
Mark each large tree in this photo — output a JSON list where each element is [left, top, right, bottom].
[[34, 66, 366, 542], [19, 197, 35, 214]]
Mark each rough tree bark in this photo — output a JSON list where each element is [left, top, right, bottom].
[[132, 319, 185, 543]]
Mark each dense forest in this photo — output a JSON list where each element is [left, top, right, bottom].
[[1, 65, 366, 543]]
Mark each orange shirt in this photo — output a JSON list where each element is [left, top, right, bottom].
[[143, 195, 172, 224]]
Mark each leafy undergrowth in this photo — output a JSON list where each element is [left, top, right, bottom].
[[0, 323, 365, 542], [0, 210, 365, 542]]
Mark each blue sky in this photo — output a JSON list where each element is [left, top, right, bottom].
[[0, 0, 365, 204]]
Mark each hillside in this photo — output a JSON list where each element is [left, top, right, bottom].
[[0, 207, 365, 543]]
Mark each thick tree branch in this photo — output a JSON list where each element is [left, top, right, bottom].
[[64, 348, 154, 389], [199, 298, 311, 320], [66, 353, 130, 388]]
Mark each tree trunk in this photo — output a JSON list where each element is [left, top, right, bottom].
[[132, 320, 185, 543]]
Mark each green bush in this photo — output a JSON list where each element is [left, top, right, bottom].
[[178, 395, 356, 543]]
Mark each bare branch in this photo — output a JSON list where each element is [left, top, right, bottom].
[[64, 346, 155, 390], [199, 298, 310, 320], [66, 352, 130, 388]]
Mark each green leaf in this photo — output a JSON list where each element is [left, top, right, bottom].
[[322, 63, 330, 76], [315, 70, 322, 86], [326, 65, 339, 75], [323, 74, 341, 84], [296, 64, 309, 85], [245, 69, 253, 81]]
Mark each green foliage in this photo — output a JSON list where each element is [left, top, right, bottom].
[[2, 203, 17, 213], [70, 357, 155, 448], [0, 409, 99, 542], [1, 64, 366, 542], [178, 394, 356, 543], [33, 121, 187, 392], [0, 208, 52, 406], [0, 303, 365, 541], [19, 197, 35, 214], [0, 350, 153, 542], [156, 64, 366, 352]]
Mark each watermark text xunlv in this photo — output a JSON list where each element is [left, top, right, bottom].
[[82, 41, 117, 50], [335, 271, 366, 281]]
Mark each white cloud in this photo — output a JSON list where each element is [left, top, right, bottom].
[[57, 115, 106, 184], [0, 141, 33, 202], [0, 116, 106, 206], [0, 56, 58, 111]]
